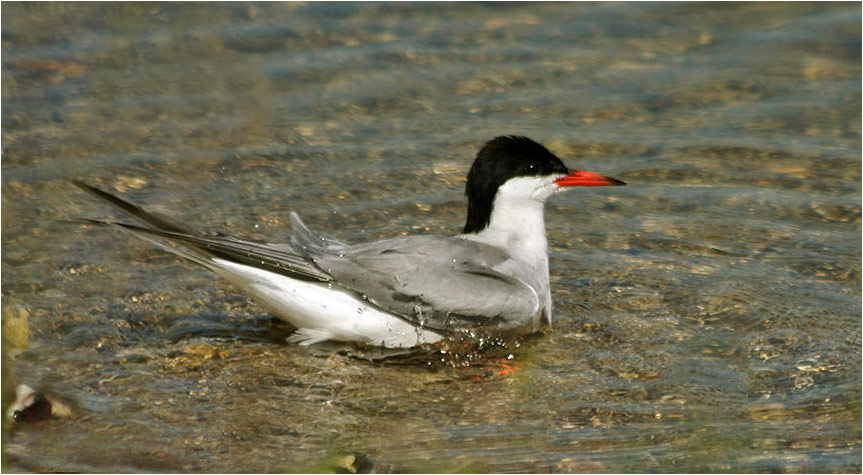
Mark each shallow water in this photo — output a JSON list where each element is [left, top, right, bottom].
[[2, 2, 860, 473]]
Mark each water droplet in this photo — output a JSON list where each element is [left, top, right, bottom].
[[356, 307, 364, 314]]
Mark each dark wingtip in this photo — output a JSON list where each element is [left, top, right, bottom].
[[72, 180, 118, 200], [72, 180, 187, 233], [72, 179, 94, 191], [65, 217, 108, 225]]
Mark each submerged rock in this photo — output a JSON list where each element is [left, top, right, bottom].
[[2, 304, 31, 350], [330, 452, 374, 474], [6, 384, 73, 424]]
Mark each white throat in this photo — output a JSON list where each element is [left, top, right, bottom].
[[460, 176, 561, 266]]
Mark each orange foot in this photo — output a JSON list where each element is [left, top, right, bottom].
[[464, 358, 524, 380]]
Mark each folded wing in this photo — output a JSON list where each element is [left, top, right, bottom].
[[310, 235, 541, 333]]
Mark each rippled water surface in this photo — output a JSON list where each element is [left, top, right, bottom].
[[2, 3, 860, 473]]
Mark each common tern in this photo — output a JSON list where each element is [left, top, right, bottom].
[[76, 136, 625, 348]]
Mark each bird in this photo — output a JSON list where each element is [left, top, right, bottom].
[[75, 136, 626, 348]]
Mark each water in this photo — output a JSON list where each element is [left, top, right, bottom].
[[2, 3, 860, 472]]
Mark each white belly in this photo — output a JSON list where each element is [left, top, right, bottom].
[[210, 259, 444, 348]]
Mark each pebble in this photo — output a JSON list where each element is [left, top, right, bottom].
[[2, 304, 30, 350]]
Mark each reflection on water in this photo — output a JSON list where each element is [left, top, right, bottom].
[[2, 2, 860, 473]]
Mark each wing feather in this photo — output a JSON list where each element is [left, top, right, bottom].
[[313, 236, 541, 332]]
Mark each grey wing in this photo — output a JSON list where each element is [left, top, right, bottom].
[[314, 236, 542, 333], [79, 219, 334, 283], [288, 212, 347, 252], [74, 182, 332, 282]]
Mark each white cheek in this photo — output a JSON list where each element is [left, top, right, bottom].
[[535, 178, 566, 200], [496, 175, 568, 203]]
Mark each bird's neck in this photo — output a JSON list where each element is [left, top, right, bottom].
[[461, 196, 550, 274]]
